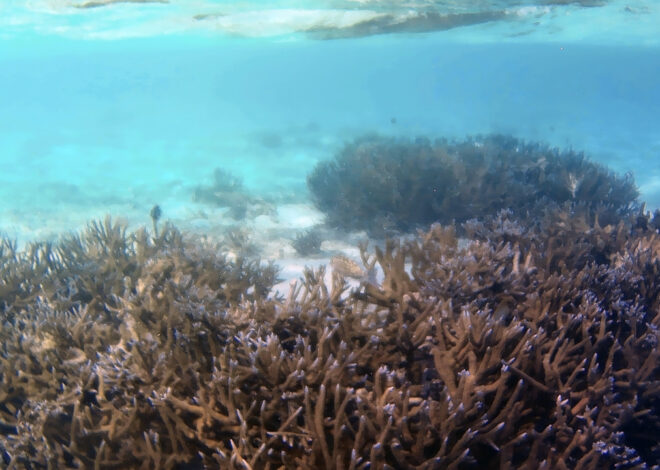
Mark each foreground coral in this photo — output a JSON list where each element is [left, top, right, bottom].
[[0, 207, 658, 469]]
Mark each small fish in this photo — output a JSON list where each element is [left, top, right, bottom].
[[330, 255, 377, 285]]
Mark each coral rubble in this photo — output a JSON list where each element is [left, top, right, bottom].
[[307, 134, 639, 236], [0, 204, 658, 468]]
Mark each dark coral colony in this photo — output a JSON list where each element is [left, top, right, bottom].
[[1, 135, 658, 469]]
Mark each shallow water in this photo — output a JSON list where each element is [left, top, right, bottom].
[[1, 0, 659, 248], [2, 2, 660, 468]]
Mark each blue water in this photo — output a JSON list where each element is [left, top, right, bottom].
[[1, 1, 659, 244]]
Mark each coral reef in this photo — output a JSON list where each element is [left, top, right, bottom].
[[223, 226, 260, 257], [0, 205, 658, 468], [193, 168, 274, 221], [292, 229, 323, 257], [193, 168, 249, 218], [307, 134, 639, 236]]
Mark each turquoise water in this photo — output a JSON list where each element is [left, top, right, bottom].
[[1, 3, 660, 467], [1, 0, 659, 246]]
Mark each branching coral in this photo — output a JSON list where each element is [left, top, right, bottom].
[[292, 229, 324, 257], [193, 168, 274, 221], [307, 134, 639, 236], [0, 207, 658, 468]]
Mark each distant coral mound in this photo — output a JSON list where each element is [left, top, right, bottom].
[[307, 134, 639, 236], [193, 167, 275, 221], [0, 206, 658, 468]]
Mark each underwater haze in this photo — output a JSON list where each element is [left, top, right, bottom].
[[1, 0, 659, 247]]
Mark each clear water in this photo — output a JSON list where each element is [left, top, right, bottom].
[[1, 0, 659, 261]]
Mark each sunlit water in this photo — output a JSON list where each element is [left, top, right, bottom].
[[1, 0, 659, 249]]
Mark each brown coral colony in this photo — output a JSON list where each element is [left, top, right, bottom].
[[1, 134, 658, 469]]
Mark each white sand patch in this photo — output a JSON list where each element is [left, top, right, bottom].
[[275, 204, 324, 229]]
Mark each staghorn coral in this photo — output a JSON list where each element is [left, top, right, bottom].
[[292, 229, 324, 257], [193, 168, 276, 221], [0, 208, 658, 468], [307, 134, 639, 236], [193, 168, 248, 215]]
